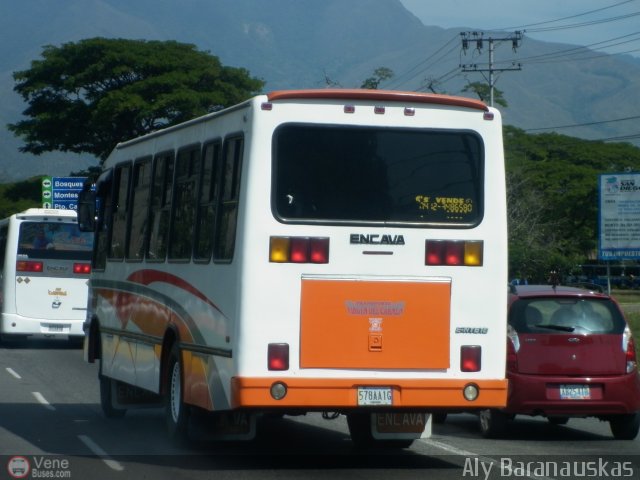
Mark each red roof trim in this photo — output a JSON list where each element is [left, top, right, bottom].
[[266, 89, 489, 112]]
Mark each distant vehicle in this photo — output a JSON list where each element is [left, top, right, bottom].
[[78, 88, 509, 447], [479, 284, 640, 439], [0, 208, 94, 343]]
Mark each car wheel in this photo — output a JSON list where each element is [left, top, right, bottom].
[[346, 413, 414, 449], [99, 363, 126, 418], [609, 413, 640, 440], [479, 409, 508, 438], [548, 416, 569, 426], [165, 343, 190, 443]]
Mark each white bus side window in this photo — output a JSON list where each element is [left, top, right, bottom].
[[109, 163, 132, 260], [126, 157, 152, 261], [169, 145, 200, 261], [213, 136, 243, 262], [147, 151, 174, 261], [194, 141, 222, 261]]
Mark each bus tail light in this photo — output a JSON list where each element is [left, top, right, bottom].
[[461, 345, 481, 372], [268, 343, 289, 371], [73, 263, 91, 274], [425, 240, 483, 266], [269, 237, 329, 264], [16, 260, 43, 272]]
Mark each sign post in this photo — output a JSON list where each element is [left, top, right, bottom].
[[41, 176, 87, 211], [598, 173, 640, 293]]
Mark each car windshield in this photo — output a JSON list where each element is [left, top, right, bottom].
[[509, 297, 626, 334]]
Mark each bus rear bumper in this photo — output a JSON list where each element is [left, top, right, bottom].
[[230, 377, 508, 409], [1, 313, 84, 338]]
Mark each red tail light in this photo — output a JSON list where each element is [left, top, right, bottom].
[[268, 343, 289, 371], [270, 236, 329, 264], [507, 337, 518, 372], [16, 260, 43, 272], [425, 240, 483, 266], [461, 345, 482, 372], [73, 263, 91, 274]]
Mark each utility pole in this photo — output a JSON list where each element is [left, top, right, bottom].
[[460, 31, 523, 107]]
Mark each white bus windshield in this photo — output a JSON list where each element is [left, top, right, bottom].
[[18, 221, 94, 260]]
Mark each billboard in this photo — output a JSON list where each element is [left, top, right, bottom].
[[41, 176, 87, 210], [598, 173, 640, 260]]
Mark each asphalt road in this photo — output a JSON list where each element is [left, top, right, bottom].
[[0, 338, 638, 480]]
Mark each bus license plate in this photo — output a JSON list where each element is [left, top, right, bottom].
[[559, 384, 590, 400], [357, 387, 392, 406]]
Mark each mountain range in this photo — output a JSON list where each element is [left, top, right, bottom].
[[1, 0, 639, 181]]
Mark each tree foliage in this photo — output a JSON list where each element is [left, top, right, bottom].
[[462, 81, 508, 107], [8, 38, 265, 162], [504, 126, 640, 281], [360, 67, 394, 89]]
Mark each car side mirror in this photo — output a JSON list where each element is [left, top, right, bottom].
[[77, 189, 96, 232]]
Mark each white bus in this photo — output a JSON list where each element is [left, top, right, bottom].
[[0, 208, 94, 343], [78, 89, 508, 446]]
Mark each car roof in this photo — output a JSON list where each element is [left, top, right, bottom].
[[509, 284, 611, 300]]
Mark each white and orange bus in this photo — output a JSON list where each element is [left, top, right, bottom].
[[78, 89, 508, 446]]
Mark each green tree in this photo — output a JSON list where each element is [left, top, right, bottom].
[[462, 81, 508, 107], [360, 67, 394, 89], [9, 38, 264, 163]]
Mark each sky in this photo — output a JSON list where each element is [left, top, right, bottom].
[[400, 0, 640, 57]]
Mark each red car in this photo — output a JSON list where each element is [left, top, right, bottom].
[[479, 284, 640, 439]]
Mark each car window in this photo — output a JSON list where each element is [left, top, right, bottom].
[[509, 297, 626, 334]]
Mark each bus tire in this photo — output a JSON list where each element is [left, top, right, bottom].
[[165, 343, 190, 443], [99, 370, 127, 419], [479, 409, 508, 438], [346, 412, 414, 449]]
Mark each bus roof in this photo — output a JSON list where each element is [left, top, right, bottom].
[[267, 89, 489, 112], [15, 208, 77, 220]]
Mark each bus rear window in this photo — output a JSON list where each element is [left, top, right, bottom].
[[18, 222, 94, 260], [273, 125, 484, 225]]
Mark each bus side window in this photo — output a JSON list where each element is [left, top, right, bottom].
[[126, 157, 152, 261], [147, 152, 175, 261], [169, 145, 200, 261], [109, 163, 132, 260], [194, 141, 221, 261], [213, 136, 243, 262], [0, 225, 7, 278], [93, 169, 114, 271]]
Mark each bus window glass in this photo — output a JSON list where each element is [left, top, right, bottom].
[[273, 125, 483, 225], [213, 137, 243, 261], [169, 147, 200, 260], [126, 157, 152, 261], [18, 222, 93, 261], [194, 141, 221, 261], [109, 164, 131, 259], [147, 152, 174, 261]]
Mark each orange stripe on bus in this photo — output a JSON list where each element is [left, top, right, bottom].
[[231, 377, 507, 408]]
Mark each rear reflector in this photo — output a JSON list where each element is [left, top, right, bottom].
[[268, 343, 289, 371], [461, 345, 482, 372], [425, 240, 483, 266], [270, 236, 329, 264], [16, 260, 43, 272], [73, 263, 91, 274]]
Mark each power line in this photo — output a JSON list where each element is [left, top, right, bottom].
[[526, 115, 640, 132]]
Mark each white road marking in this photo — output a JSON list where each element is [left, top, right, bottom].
[[6, 368, 21, 379], [78, 435, 124, 472], [32, 391, 55, 411]]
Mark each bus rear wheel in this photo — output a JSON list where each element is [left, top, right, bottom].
[[165, 343, 190, 443]]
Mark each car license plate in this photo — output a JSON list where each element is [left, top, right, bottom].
[[45, 324, 68, 333], [357, 387, 392, 406], [559, 384, 590, 400]]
